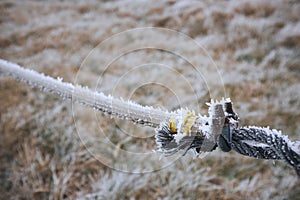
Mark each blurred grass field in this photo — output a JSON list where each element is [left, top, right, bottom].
[[0, 0, 299, 199]]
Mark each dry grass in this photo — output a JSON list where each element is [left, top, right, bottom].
[[0, 0, 299, 199]]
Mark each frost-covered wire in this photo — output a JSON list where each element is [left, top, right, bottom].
[[0, 58, 217, 146], [155, 100, 300, 176], [230, 127, 300, 176], [1, 58, 299, 176], [0, 59, 177, 128]]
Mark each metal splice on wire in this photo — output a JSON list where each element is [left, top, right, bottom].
[[155, 99, 300, 176], [155, 99, 237, 156]]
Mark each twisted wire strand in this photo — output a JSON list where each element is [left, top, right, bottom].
[[230, 127, 300, 176], [156, 124, 300, 176], [155, 123, 216, 156]]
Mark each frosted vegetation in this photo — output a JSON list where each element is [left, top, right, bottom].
[[0, 0, 299, 199]]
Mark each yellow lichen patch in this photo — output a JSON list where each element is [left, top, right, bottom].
[[169, 119, 177, 133], [181, 111, 196, 135]]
